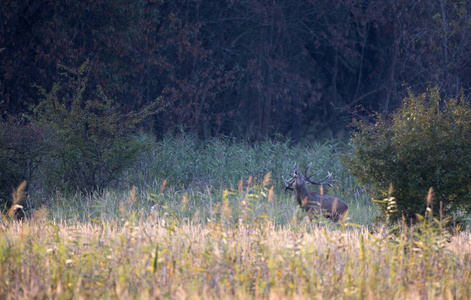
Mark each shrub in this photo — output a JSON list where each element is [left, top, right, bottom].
[[343, 88, 471, 224], [31, 60, 162, 193]]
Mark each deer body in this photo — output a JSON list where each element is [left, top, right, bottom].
[[284, 165, 348, 222]]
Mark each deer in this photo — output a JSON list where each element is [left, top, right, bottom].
[[283, 163, 348, 222]]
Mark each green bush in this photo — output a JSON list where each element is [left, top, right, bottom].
[[343, 88, 471, 224], [31, 60, 161, 193]]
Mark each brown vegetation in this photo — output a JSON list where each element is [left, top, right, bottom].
[[0, 214, 469, 299]]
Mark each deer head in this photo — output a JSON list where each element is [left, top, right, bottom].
[[283, 163, 334, 193]]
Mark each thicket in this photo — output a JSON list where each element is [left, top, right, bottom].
[[30, 60, 162, 193], [0, 61, 161, 209], [344, 88, 471, 225]]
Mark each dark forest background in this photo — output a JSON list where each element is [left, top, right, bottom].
[[2, 0, 471, 142]]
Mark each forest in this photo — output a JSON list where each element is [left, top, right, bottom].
[[2, 0, 471, 141], [1, 1, 471, 298]]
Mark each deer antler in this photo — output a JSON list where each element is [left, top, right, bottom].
[[303, 162, 312, 179], [303, 162, 324, 182], [282, 171, 295, 194], [304, 162, 323, 181], [306, 171, 335, 187]]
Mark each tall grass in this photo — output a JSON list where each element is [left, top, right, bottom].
[[134, 133, 375, 224], [4, 134, 468, 298], [0, 202, 470, 299], [127, 133, 352, 191], [29, 132, 375, 225]]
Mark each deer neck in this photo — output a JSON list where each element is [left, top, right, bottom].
[[295, 184, 310, 207]]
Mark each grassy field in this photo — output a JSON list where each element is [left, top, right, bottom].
[[1, 202, 470, 299], [1, 135, 470, 299]]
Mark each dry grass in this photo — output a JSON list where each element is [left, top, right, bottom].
[[1, 210, 470, 299], [1, 174, 470, 299], [3, 132, 469, 298]]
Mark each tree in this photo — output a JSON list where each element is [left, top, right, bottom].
[[2, 1, 471, 141], [31, 60, 161, 193]]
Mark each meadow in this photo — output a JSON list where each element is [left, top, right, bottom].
[[1, 134, 470, 299]]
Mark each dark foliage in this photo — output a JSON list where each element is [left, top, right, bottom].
[[0, 117, 45, 208], [1, 1, 471, 140]]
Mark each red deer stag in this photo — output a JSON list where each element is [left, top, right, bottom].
[[283, 164, 348, 222]]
